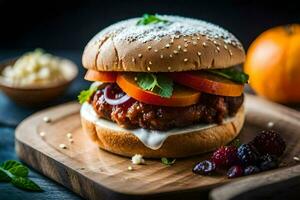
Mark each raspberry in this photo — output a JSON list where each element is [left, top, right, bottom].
[[211, 146, 239, 168], [251, 130, 286, 156], [259, 154, 279, 171], [237, 144, 259, 165], [227, 165, 243, 178], [193, 160, 216, 175], [244, 165, 260, 176]]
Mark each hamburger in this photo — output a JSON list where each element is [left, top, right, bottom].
[[79, 14, 248, 158]]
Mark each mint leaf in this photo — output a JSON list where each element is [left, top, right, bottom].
[[137, 73, 173, 98], [11, 177, 43, 191], [137, 14, 168, 25], [161, 157, 176, 166], [78, 86, 97, 104], [208, 68, 249, 84]]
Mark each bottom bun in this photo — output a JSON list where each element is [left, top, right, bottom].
[[81, 105, 245, 158]]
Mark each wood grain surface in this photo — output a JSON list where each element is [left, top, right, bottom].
[[15, 94, 300, 200]]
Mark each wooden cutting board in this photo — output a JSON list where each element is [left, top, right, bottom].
[[15, 94, 300, 200]]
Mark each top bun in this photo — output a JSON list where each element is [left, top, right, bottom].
[[82, 15, 245, 72]]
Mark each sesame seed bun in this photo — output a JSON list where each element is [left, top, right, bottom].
[[81, 104, 245, 158], [82, 15, 245, 72]]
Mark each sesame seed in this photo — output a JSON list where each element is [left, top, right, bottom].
[[192, 41, 197, 45], [224, 45, 228, 49], [154, 49, 158, 52], [197, 52, 202, 56], [132, 57, 135, 62], [170, 39, 174, 44], [202, 42, 207, 47], [169, 54, 173, 58], [160, 54, 164, 59], [183, 49, 187, 52], [229, 50, 233, 56], [39, 132, 46, 137], [128, 166, 133, 171], [216, 46, 220, 51], [147, 46, 152, 50], [213, 40, 218, 45], [184, 43, 188, 47], [147, 67, 151, 71], [197, 37, 200, 40], [184, 58, 188, 62], [149, 61, 153, 65], [184, 38, 188, 42], [67, 133, 72, 139], [59, 144, 67, 149], [173, 50, 178, 54], [43, 116, 51, 123], [138, 54, 142, 58], [293, 156, 300, 161], [165, 44, 170, 48], [177, 45, 181, 49], [134, 76, 138, 81], [168, 66, 171, 70]]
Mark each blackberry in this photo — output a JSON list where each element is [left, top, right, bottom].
[[193, 160, 216, 175], [211, 146, 239, 168], [251, 130, 286, 156], [227, 165, 243, 178], [237, 144, 259, 165], [244, 165, 260, 176], [259, 154, 279, 171]]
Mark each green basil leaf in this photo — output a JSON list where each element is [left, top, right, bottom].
[[0, 168, 11, 182], [11, 177, 43, 191], [156, 75, 173, 97], [229, 139, 241, 148], [208, 68, 249, 84], [137, 14, 168, 25], [137, 73, 173, 98], [1, 160, 22, 170], [78, 86, 97, 104], [161, 157, 176, 166], [9, 165, 29, 177]]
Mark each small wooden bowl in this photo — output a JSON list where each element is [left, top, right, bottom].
[[0, 57, 78, 106]]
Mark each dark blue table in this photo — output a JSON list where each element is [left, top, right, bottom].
[[0, 50, 87, 200]]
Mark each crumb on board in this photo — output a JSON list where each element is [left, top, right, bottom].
[[59, 144, 67, 149], [131, 154, 145, 165], [67, 133, 72, 139], [39, 131, 46, 137], [43, 116, 51, 123], [128, 166, 133, 171]]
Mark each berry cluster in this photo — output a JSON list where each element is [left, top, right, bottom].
[[193, 130, 286, 178]]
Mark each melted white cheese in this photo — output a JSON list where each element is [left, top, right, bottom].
[[81, 102, 233, 150]]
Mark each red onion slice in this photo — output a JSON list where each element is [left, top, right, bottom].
[[103, 85, 131, 105]]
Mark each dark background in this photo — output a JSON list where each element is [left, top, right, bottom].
[[0, 0, 300, 52]]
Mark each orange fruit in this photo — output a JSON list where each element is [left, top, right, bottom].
[[244, 24, 300, 103]]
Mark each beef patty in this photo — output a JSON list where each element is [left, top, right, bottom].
[[90, 84, 244, 130]]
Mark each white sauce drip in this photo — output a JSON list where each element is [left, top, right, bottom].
[[81, 102, 234, 150]]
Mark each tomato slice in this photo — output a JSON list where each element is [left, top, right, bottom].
[[116, 73, 201, 107], [84, 70, 117, 82], [168, 72, 244, 97]]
